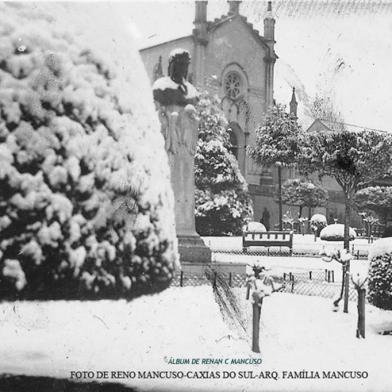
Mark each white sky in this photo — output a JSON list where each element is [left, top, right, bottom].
[[122, 0, 392, 131]]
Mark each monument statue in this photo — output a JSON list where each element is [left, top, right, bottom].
[[153, 49, 211, 263]]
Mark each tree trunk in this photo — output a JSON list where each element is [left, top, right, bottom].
[[278, 166, 282, 231], [343, 195, 351, 313], [344, 196, 351, 251], [299, 205, 303, 218], [308, 206, 312, 234], [333, 265, 345, 309], [343, 263, 350, 313], [252, 302, 262, 353], [356, 288, 366, 338]]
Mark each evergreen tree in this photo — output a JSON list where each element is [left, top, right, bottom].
[[299, 128, 392, 312], [279, 178, 328, 219], [194, 93, 252, 236], [299, 129, 392, 249], [248, 104, 302, 230]]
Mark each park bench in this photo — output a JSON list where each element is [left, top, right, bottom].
[[242, 230, 293, 255]]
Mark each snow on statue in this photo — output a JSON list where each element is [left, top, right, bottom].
[[152, 48, 211, 263], [0, 3, 178, 299]]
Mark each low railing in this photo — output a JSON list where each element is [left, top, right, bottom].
[[242, 231, 293, 255], [171, 264, 358, 302]]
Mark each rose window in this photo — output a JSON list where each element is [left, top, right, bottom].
[[224, 72, 242, 100]]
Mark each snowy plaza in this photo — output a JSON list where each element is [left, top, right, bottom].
[[1, 285, 392, 391], [1, 1, 392, 392]]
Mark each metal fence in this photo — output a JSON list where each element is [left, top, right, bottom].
[[211, 248, 369, 260], [170, 266, 358, 302]]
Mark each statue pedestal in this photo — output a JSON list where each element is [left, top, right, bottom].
[[178, 235, 211, 263], [160, 104, 211, 263]]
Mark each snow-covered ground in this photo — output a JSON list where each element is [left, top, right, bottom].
[[211, 254, 369, 283], [1, 286, 391, 391], [233, 290, 392, 392]]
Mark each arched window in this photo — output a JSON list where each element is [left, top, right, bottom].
[[224, 71, 243, 101]]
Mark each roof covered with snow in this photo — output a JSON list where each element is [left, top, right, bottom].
[[307, 118, 388, 134]]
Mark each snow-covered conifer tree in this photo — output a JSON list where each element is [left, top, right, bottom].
[[194, 93, 252, 236]]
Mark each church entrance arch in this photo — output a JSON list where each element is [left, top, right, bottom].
[[227, 121, 245, 176]]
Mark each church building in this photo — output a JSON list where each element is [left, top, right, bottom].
[[140, 0, 283, 224], [140, 0, 387, 234]]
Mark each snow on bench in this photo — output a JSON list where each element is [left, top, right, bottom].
[[242, 230, 293, 255]]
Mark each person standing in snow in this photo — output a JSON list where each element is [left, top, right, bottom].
[[260, 207, 270, 231]]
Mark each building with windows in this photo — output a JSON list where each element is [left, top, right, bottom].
[[140, 0, 283, 223]]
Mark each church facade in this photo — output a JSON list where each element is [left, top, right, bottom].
[[140, 1, 382, 232], [140, 0, 282, 224]]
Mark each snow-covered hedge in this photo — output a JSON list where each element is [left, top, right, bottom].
[[243, 221, 266, 233], [320, 224, 356, 241], [310, 214, 327, 237], [311, 214, 327, 224], [0, 4, 178, 299], [368, 238, 392, 310]]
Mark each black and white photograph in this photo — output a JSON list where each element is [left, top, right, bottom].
[[0, 1, 392, 391]]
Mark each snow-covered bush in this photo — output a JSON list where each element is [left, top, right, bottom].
[[0, 4, 178, 299], [310, 214, 327, 237], [243, 221, 266, 233], [320, 224, 356, 241], [195, 93, 252, 236], [368, 239, 392, 310]]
